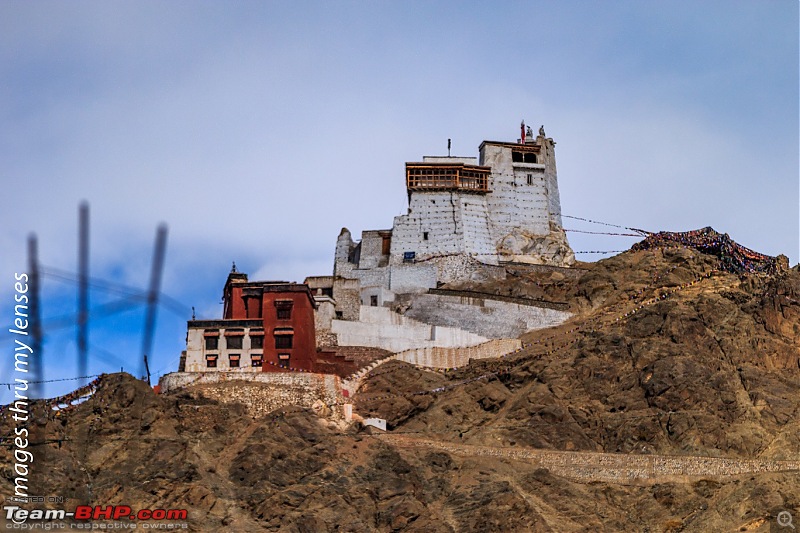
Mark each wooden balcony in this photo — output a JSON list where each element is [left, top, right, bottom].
[[406, 163, 490, 193]]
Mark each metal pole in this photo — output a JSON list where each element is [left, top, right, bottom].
[[27, 234, 42, 399], [140, 224, 167, 382], [78, 202, 89, 385]]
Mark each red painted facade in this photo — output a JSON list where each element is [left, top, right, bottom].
[[221, 269, 318, 372]]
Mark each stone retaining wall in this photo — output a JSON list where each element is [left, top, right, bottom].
[[332, 305, 488, 352], [159, 371, 345, 419], [395, 339, 522, 369], [403, 292, 571, 339], [380, 435, 800, 484]]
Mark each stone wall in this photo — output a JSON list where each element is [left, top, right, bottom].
[[333, 278, 361, 321], [159, 371, 345, 419], [331, 305, 488, 353], [400, 292, 571, 339], [480, 142, 551, 238], [381, 435, 800, 485], [390, 191, 472, 262], [341, 338, 522, 395], [394, 338, 522, 368], [358, 230, 391, 270], [429, 255, 507, 285], [313, 297, 337, 346], [388, 263, 437, 294]]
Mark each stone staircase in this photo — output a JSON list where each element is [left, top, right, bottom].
[[340, 338, 522, 396]]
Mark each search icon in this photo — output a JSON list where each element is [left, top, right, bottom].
[[778, 511, 795, 529]]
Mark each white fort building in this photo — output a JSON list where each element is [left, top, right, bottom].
[[325, 127, 574, 308]]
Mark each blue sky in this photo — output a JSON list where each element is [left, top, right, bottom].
[[0, 1, 797, 402]]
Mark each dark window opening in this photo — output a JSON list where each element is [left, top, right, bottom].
[[251, 354, 262, 367], [205, 355, 218, 368], [229, 354, 240, 368], [381, 235, 391, 255], [348, 242, 361, 264], [278, 354, 290, 368], [527, 174, 533, 185], [205, 337, 218, 350], [250, 335, 263, 349], [275, 335, 293, 349], [321, 287, 334, 297], [370, 295, 378, 307], [226, 336, 242, 350], [276, 301, 293, 320], [423, 231, 429, 240], [335, 311, 343, 319], [512, 151, 538, 164]]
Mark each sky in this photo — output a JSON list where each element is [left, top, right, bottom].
[[0, 1, 797, 402]]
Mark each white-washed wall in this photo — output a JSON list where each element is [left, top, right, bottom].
[[331, 305, 488, 352]]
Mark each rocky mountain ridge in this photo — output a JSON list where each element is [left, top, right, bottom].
[[2, 245, 799, 532]]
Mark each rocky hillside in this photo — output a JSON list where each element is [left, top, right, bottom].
[[2, 246, 799, 532]]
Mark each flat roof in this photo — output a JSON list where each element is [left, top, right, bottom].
[[479, 140, 542, 151]]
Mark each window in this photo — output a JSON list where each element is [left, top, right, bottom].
[[251, 354, 262, 367], [250, 335, 263, 349], [512, 151, 538, 164], [275, 335, 293, 349], [423, 232, 429, 241], [205, 355, 218, 368], [527, 174, 533, 185], [205, 337, 218, 350], [278, 353, 290, 368], [335, 311, 343, 319], [226, 336, 242, 350], [370, 295, 378, 307], [228, 354, 240, 368], [275, 301, 293, 320]]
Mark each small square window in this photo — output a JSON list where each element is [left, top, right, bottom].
[[370, 295, 378, 307], [278, 354, 290, 369], [250, 335, 263, 349], [226, 336, 242, 350], [205, 355, 218, 368], [251, 354, 262, 367], [275, 335, 293, 349], [276, 301, 294, 320], [205, 337, 218, 350], [229, 354, 240, 368]]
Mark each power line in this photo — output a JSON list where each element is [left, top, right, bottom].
[[40, 265, 190, 317], [564, 229, 642, 237], [0, 374, 102, 388]]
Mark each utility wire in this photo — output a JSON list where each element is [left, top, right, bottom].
[[41, 265, 190, 317]]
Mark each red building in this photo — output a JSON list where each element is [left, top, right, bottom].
[[183, 266, 318, 373]]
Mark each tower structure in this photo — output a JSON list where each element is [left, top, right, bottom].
[[332, 125, 574, 308], [388, 127, 574, 266]]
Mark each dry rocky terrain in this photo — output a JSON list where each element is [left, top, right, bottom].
[[2, 246, 799, 532]]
